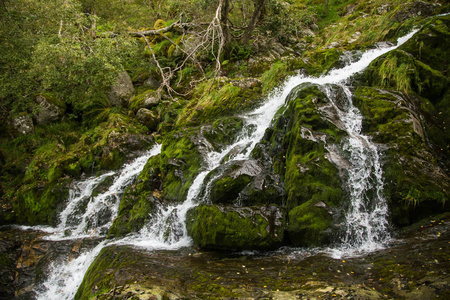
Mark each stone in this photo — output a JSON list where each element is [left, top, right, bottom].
[[108, 71, 135, 107], [393, 1, 437, 23], [11, 113, 34, 135], [186, 204, 285, 250], [33, 95, 64, 125], [136, 108, 159, 131]]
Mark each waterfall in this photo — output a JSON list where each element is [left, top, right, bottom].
[[34, 30, 419, 299], [45, 144, 162, 240], [36, 144, 162, 300], [321, 84, 390, 257]]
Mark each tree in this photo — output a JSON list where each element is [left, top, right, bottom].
[[242, 0, 266, 44]]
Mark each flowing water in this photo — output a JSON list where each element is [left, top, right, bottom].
[[34, 30, 418, 298]]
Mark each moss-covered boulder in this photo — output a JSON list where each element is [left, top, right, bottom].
[[129, 89, 161, 113], [159, 129, 203, 202], [32, 94, 65, 125], [288, 199, 335, 247], [353, 87, 450, 226], [203, 159, 286, 207], [107, 71, 135, 108], [136, 108, 159, 131], [263, 83, 345, 211], [186, 204, 285, 251]]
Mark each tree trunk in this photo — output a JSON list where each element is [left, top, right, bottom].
[[241, 0, 266, 45], [221, 0, 232, 48]]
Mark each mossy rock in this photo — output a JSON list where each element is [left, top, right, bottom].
[[75, 246, 137, 300], [108, 155, 162, 237], [202, 116, 244, 151], [364, 49, 448, 101], [287, 199, 335, 247], [263, 83, 345, 210], [398, 14, 450, 74], [160, 129, 203, 202], [129, 89, 161, 113], [13, 180, 70, 225], [353, 86, 450, 226], [186, 204, 285, 251], [176, 79, 262, 126]]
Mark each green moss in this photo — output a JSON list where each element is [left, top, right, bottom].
[[129, 89, 160, 112], [108, 155, 161, 237], [399, 15, 450, 74], [288, 199, 334, 247], [160, 130, 202, 202], [176, 80, 262, 126], [202, 117, 244, 150], [186, 204, 285, 251], [266, 84, 344, 210], [13, 180, 70, 225], [75, 246, 136, 300], [261, 61, 289, 95], [209, 175, 252, 204], [303, 48, 342, 76]]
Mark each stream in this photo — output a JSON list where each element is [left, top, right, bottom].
[[4, 29, 445, 299]]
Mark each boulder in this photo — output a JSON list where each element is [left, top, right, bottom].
[[186, 204, 285, 250], [287, 199, 335, 247], [393, 1, 437, 23], [11, 113, 34, 135], [108, 71, 135, 107], [33, 95, 64, 125], [130, 89, 161, 112], [136, 108, 159, 131]]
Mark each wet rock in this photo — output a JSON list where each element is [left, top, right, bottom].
[[186, 204, 285, 250], [136, 108, 159, 131], [353, 86, 450, 226], [33, 95, 65, 125], [11, 113, 34, 136], [108, 71, 135, 108]]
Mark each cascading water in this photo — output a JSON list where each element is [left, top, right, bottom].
[[321, 84, 390, 257], [36, 144, 162, 299], [35, 30, 419, 299]]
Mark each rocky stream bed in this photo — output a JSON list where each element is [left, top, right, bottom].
[[1, 213, 449, 299]]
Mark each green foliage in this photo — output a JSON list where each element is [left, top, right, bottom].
[[176, 79, 262, 126], [376, 53, 413, 93]]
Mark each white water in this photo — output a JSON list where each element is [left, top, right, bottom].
[[130, 28, 417, 251], [36, 144, 162, 300], [47, 144, 162, 240], [34, 30, 419, 299]]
